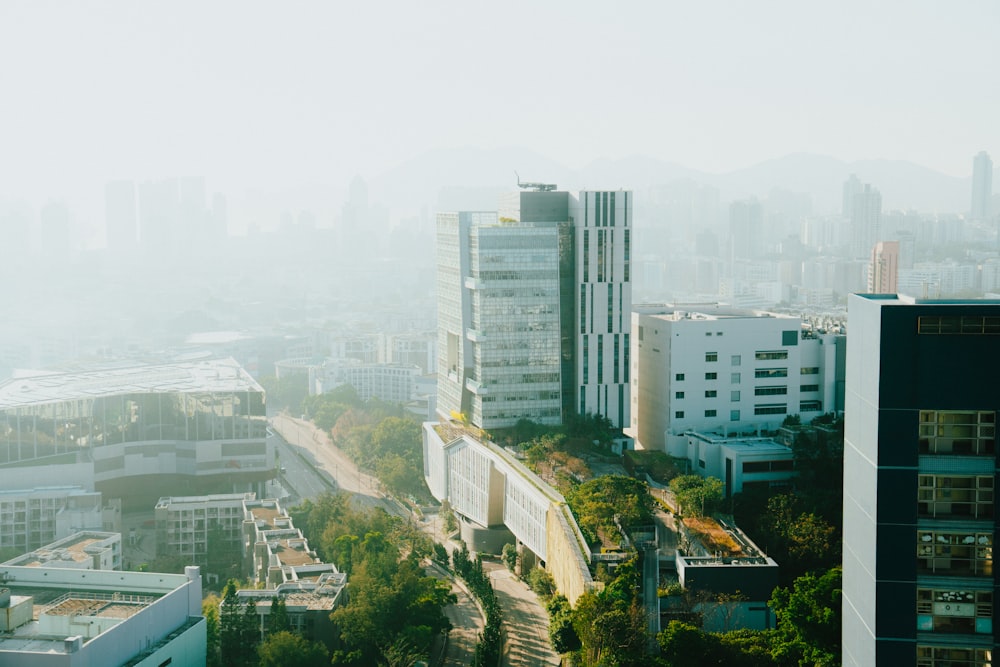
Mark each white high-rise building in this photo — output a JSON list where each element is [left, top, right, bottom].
[[631, 306, 844, 451], [436, 188, 632, 430], [971, 151, 993, 221]]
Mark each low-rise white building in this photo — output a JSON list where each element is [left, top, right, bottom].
[[313, 359, 420, 404], [155, 493, 254, 568], [0, 564, 205, 665], [667, 431, 796, 497], [0, 486, 112, 554], [2, 531, 122, 571]]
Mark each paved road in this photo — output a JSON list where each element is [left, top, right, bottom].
[[270, 430, 335, 503], [485, 562, 561, 666], [270, 414, 401, 516]]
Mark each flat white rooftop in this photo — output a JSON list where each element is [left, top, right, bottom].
[[688, 432, 792, 455], [0, 358, 263, 408]]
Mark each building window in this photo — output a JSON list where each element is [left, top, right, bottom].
[[755, 368, 788, 379], [743, 460, 794, 473], [675, 411, 685, 419], [675, 391, 685, 399], [800, 384, 819, 392], [705, 372, 717, 380], [731, 373, 741, 384], [705, 409, 717, 417], [675, 373, 685, 381], [918, 475, 994, 519], [705, 390, 717, 398], [800, 400, 822, 412], [705, 352, 718, 362], [917, 645, 993, 667], [801, 367, 819, 375], [731, 354, 741, 366], [782, 330, 799, 345], [755, 386, 788, 396], [918, 315, 1000, 335], [755, 350, 788, 360], [917, 530, 993, 577], [731, 390, 740, 401], [916, 588, 993, 635], [919, 410, 995, 456], [754, 404, 788, 415], [730, 410, 740, 421], [597, 334, 604, 384]]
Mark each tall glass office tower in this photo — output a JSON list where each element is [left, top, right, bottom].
[[436, 188, 631, 431]]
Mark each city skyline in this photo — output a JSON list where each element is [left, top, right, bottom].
[[1, 1, 998, 241]]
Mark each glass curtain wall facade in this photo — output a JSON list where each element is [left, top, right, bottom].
[[0, 391, 266, 465], [0, 361, 269, 508], [468, 222, 564, 428]]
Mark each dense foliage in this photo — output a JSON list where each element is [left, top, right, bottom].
[[301, 386, 431, 501], [566, 475, 654, 545], [291, 493, 454, 666], [669, 474, 724, 517], [570, 557, 649, 667], [452, 541, 503, 667]]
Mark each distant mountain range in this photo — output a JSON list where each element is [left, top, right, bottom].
[[371, 147, 974, 216]]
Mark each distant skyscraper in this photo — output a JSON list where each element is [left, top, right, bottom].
[[972, 151, 993, 221], [729, 198, 764, 259], [842, 173, 862, 218], [105, 180, 137, 251], [436, 188, 632, 430], [849, 182, 882, 259], [867, 240, 899, 294], [843, 294, 1000, 667]]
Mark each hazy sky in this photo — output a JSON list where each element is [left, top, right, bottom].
[[1, 0, 997, 208]]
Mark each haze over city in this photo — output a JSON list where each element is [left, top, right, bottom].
[[1, 0, 997, 243], [1, 2, 999, 666]]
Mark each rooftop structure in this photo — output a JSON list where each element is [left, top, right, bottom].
[[668, 431, 795, 497], [2, 531, 122, 571], [231, 573, 346, 651], [0, 565, 205, 665], [0, 358, 273, 510], [242, 497, 327, 589]]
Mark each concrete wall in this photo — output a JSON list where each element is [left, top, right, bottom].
[[544, 504, 596, 606]]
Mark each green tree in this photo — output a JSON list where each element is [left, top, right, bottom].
[[526, 566, 555, 597], [769, 566, 842, 667], [670, 474, 724, 517], [762, 493, 840, 581], [501, 543, 518, 573], [571, 558, 648, 667], [546, 595, 581, 654], [567, 475, 654, 543], [257, 630, 329, 667], [203, 594, 222, 667], [219, 581, 243, 667], [241, 597, 261, 659], [267, 596, 290, 635]]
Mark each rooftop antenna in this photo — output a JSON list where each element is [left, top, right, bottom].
[[515, 171, 557, 192]]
